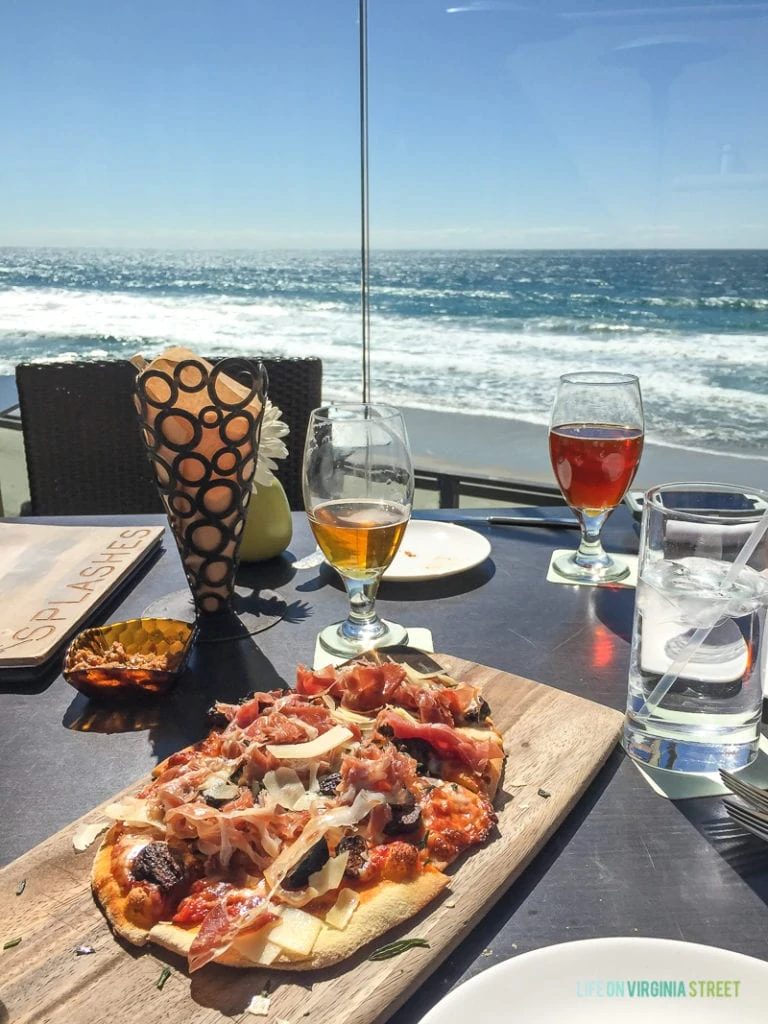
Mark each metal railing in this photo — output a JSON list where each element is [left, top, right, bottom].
[[414, 466, 564, 509]]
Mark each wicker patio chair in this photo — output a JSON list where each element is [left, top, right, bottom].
[[16, 356, 322, 515]]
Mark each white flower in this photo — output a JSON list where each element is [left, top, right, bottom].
[[254, 399, 289, 489]]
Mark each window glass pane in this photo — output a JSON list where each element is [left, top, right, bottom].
[[368, 1, 768, 502], [0, 0, 360, 372], [0, 1, 361, 513]]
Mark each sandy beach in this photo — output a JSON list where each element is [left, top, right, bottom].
[[402, 407, 768, 495], [1, 395, 765, 517]]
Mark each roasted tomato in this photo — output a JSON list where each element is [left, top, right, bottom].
[[415, 780, 496, 869]]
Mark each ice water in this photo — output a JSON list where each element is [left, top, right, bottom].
[[624, 556, 768, 772]]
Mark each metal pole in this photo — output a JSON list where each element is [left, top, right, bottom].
[[359, 0, 371, 403]]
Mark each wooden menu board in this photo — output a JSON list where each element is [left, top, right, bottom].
[[0, 654, 623, 1024], [0, 522, 164, 669]]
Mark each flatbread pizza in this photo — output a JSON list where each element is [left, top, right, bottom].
[[91, 657, 505, 972]]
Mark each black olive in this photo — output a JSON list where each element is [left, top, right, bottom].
[[392, 737, 433, 774], [337, 834, 368, 879], [205, 705, 229, 730], [383, 791, 422, 835], [282, 837, 330, 890], [464, 697, 491, 723], [132, 842, 186, 892], [200, 778, 241, 807], [318, 772, 342, 796]]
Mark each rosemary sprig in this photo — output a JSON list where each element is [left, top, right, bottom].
[[3, 937, 22, 950], [156, 966, 172, 990], [368, 938, 430, 961]]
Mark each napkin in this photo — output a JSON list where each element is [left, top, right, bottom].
[[546, 550, 638, 589]]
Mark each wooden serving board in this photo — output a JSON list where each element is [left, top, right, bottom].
[[0, 655, 622, 1024]]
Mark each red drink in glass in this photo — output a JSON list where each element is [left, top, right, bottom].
[[549, 423, 644, 514]]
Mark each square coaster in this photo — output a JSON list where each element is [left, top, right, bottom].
[[546, 549, 638, 588], [631, 735, 768, 800], [313, 627, 435, 670]]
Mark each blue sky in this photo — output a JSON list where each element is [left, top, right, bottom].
[[1, 1, 767, 248]]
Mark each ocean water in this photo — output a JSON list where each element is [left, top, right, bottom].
[[0, 247, 766, 456]]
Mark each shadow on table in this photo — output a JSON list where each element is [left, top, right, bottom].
[[237, 551, 298, 591], [591, 584, 635, 644], [294, 559, 496, 600], [62, 632, 294, 765], [392, 746, 624, 1024], [672, 797, 768, 906]]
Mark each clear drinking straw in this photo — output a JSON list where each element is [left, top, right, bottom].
[[635, 502, 768, 722]]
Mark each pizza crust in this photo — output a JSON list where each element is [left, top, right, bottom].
[[92, 824, 155, 947], [147, 870, 449, 970], [94, 824, 450, 970]]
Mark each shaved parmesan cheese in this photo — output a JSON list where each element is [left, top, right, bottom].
[[233, 925, 283, 966], [264, 789, 385, 894], [266, 725, 353, 761], [317, 787, 386, 829], [401, 663, 433, 684], [268, 906, 323, 956], [324, 888, 360, 930], [72, 821, 109, 852], [278, 851, 350, 908], [246, 993, 272, 1016], [308, 850, 348, 893], [104, 797, 163, 830], [331, 705, 377, 731], [461, 725, 502, 749], [262, 767, 311, 811]]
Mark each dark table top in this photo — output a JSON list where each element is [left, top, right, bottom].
[[2, 508, 767, 1022]]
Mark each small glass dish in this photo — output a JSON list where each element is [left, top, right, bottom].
[[63, 618, 196, 701]]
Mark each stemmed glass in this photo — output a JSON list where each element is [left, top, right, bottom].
[[303, 403, 414, 657], [548, 371, 644, 582]]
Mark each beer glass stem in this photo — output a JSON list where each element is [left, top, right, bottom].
[[339, 576, 387, 645], [573, 510, 612, 570]]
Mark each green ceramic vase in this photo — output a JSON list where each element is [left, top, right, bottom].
[[239, 477, 293, 562]]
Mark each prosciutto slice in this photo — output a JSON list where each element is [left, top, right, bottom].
[[296, 661, 483, 727], [379, 711, 503, 770], [187, 890, 278, 972]]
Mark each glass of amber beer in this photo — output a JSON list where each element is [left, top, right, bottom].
[[548, 371, 644, 582], [303, 404, 414, 656]]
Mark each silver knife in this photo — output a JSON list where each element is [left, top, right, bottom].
[[451, 515, 580, 530]]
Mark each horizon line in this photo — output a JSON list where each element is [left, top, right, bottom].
[[1, 244, 767, 254]]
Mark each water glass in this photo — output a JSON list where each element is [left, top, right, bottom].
[[623, 483, 768, 773]]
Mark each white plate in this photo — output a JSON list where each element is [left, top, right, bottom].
[[418, 937, 768, 1023], [383, 521, 491, 581]]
